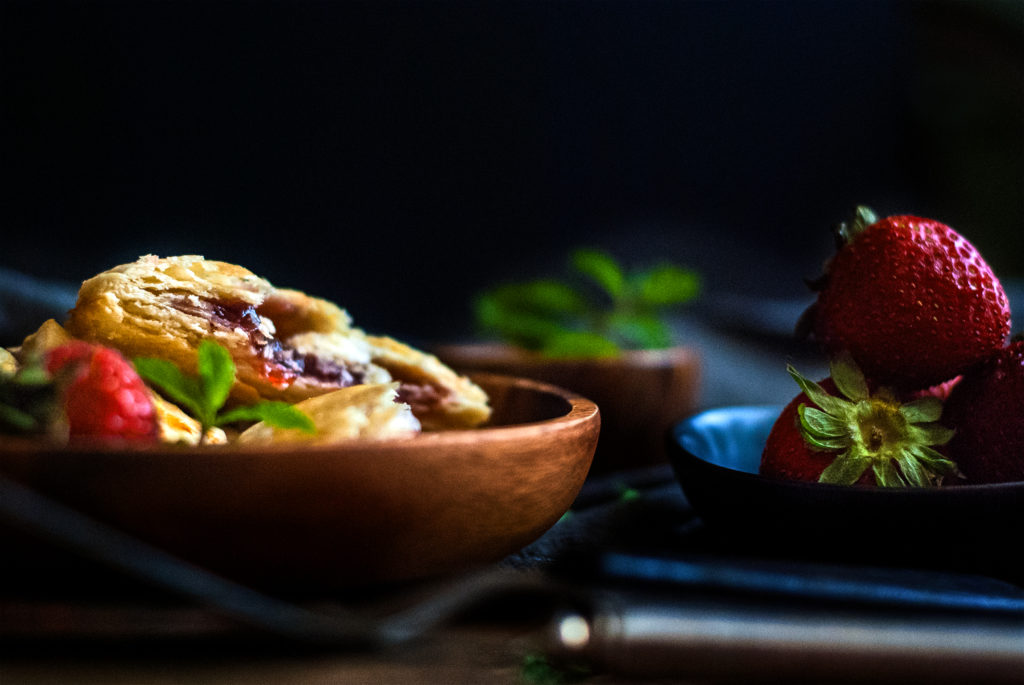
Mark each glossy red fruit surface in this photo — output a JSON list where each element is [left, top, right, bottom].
[[942, 340, 1024, 484], [761, 379, 862, 483], [760, 355, 957, 487], [46, 341, 158, 442], [813, 213, 1010, 391]]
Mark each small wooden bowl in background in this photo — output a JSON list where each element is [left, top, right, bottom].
[[0, 374, 599, 591], [434, 343, 700, 473]]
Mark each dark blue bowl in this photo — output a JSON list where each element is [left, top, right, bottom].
[[668, 406, 1024, 578]]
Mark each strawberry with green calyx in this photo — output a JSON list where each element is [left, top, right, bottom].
[[800, 206, 1011, 392], [941, 336, 1024, 484], [760, 353, 959, 487]]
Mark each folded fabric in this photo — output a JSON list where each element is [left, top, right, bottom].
[[0, 268, 77, 346]]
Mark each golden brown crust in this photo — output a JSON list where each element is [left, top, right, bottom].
[[0, 347, 16, 376], [64, 255, 491, 429], [260, 288, 352, 338], [66, 255, 271, 401], [237, 382, 421, 444], [150, 391, 228, 445], [11, 319, 72, 363], [365, 335, 491, 430], [65, 255, 373, 405]]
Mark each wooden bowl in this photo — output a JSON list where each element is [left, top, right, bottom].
[[0, 374, 599, 591], [433, 343, 700, 473]]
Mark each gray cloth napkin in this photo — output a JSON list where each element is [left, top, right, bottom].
[[0, 268, 78, 347]]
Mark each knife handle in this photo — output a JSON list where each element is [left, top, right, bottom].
[[549, 595, 1024, 683]]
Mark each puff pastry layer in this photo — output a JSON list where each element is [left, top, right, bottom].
[[238, 383, 421, 444], [65, 255, 490, 429]]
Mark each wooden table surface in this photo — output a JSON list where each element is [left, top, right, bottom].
[[0, 466, 690, 685], [4, 466, 1023, 685]]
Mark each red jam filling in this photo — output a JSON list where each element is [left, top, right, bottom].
[[172, 299, 363, 389]]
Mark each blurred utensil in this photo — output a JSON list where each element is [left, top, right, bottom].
[[548, 591, 1024, 683]]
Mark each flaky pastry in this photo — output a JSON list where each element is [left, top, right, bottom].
[[0, 348, 16, 376], [364, 335, 491, 431], [150, 391, 228, 445], [65, 255, 490, 430], [9, 319, 71, 364], [238, 382, 420, 444]]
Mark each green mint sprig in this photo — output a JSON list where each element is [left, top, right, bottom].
[[0, 358, 58, 435], [133, 340, 315, 442], [473, 248, 699, 358]]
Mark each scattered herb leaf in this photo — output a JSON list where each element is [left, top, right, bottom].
[[520, 652, 592, 684], [618, 486, 641, 502], [132, 357, 204, 419], [134, 340, 314, 440], [197, 339, 235, 420], [0, 402, 39, 432], [217, 401, 316, 430]]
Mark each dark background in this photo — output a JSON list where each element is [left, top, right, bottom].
[[3, 0, 1022, 343]]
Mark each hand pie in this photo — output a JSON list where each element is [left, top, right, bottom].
[[237, 382, 420, 444], [8, 319, 71, 364], [0, 347, 16, 376], [149, 391, 228, 446], [65, 255, 490, 429], [363, 335, 491, 431]]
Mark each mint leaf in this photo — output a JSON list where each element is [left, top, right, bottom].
[[197, 339, 235, 419], [571, 248, 625, 298], [635, 265, 700, 306], [474, 284, 584, 350], [484, 280, 588, 316], [134, 357, 205, 420], [473, 248, 700, 357], [11, 364, 50, 386], [476, 307, 568, 349], [218, 401, 316, 433], [135, 341, 315, 441], [0, 360, 60, 436], [607, 312, 673, 349], [541, 331, 620, 358], [0, 402, 39, 432]]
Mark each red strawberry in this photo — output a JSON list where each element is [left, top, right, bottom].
[[45, 341, 158, 442], [760, 353, 959, 487], [801, 207, 1011, 391], [941, 338, 1024, 484]]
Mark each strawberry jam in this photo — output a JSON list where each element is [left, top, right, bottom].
[[260, 360, 299, 389], [173, 298, 363, 388]]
